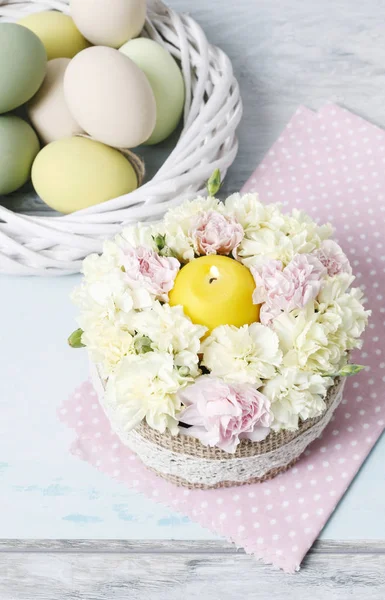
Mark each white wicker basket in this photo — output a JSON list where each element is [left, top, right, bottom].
[[0, 0, 242, 275]]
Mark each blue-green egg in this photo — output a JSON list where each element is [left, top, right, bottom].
[[0, 23, 47, 114], [0, 115, 40, 194]]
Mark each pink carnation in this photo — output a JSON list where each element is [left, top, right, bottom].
[[190, 210, 244, 256], [314, 240, 352, 277], [120, 244, 180, 302], [178, 376, 272, 453], [252, 254, 326, 325]]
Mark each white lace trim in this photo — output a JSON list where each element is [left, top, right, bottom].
[[90, 361, 345, 485]]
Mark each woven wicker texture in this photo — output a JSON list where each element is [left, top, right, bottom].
[[0, 0, 242, 275], [135, 378, 342, 458]]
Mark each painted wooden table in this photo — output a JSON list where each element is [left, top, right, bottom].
[[1, 0, 385, 597]]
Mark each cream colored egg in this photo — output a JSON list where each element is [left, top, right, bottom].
[[27, 58, 83, 145], [18, 11, 89, 60], [70, 0, 146, 48], [64, 46, 156, 148], [32, 136, 138, 213]]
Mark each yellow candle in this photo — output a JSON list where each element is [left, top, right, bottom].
[[169, 255, 260, 332]]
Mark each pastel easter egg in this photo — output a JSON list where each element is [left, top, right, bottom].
[[64, 46, 156, 148], [31, 136, 138, 213], [18, 11, 89, 60], [120, 38, 185, 145], [70, 0, 146, 48], [27, 58, 83, 145], [0, 115, 40, 195], [0, 23, 47, 114]]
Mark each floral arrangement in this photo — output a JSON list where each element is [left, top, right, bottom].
[[69, 173, 370, 454]]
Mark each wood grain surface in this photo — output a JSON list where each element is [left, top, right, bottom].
[[1, 540, 385, 599]]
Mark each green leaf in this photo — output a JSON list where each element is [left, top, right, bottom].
[[134, 335, 153, 354], [207, 169, 221, 197], [324, 364, 366, 378], [152, 233, 166, 252], [338, 364, 366, 377], [68, 328, 85, 348]]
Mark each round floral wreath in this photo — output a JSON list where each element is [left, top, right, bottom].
[[70, 177, 370, 454]]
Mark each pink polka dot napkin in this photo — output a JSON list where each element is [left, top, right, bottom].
[[59, 104, 385, 573]]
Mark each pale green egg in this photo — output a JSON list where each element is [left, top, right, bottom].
[[0, 115, 40, 195], [120, 38, 185, 145], [0, 23, 47, 114]]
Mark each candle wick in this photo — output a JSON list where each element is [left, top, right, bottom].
[[209, 265, 220, 284]]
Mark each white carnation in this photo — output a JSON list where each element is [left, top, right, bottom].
[[236, 228, 292, 267], [261, 368, 333, 431], [129, 302, 206, 377], [72, 242, 155, 377], [105, 352, 184, 435], [118, 222, 163, 251], [281, 209, 333, 253], [318, 276, 370, 352], [224, 193, 285, 233], [235, 204, 333, 267], [163, 196, 224, 262], [273, 275, 369, 374], [202, 323, 282, 386], [273, 304, 344, 373], [80, 312, 136, 378]]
